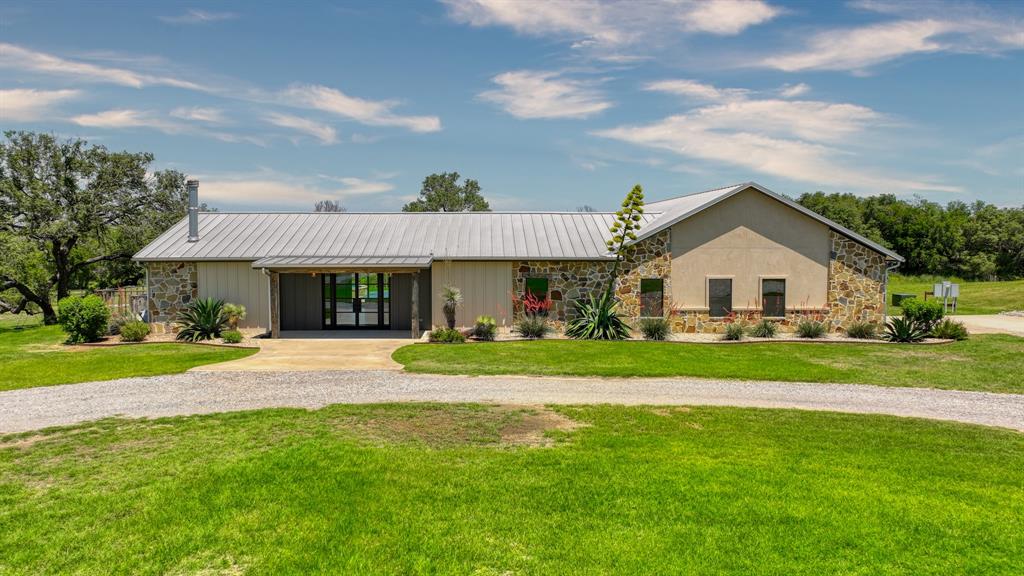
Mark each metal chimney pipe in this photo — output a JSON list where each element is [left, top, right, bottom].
[[186, 179, 200, 242]]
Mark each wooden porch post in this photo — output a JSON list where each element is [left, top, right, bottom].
[[270, 271, 280, 338], [411, 271, 420, 339]]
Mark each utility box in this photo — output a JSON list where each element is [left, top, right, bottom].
[[892, 293, 915, 306]]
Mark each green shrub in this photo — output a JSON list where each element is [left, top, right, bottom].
[[796, 320, 827, 339], [119, 320, 150, 342], [845, 321, 878, 339], [900, 298, 944, 330], [750, 319, 778, 338], [221, 330, 243, 344], [429, 327, 465, 343], [515, 315, 551, 339], [564, 295, 631, 340], [884, 317, 929, 342], [57, 294, 111, 343], [638, 317, 671, 341], [723, 323, 745, 341], [108, 314, 133, 336], [471, 315, 497, 341], [175, 298, 229, 342], [223, 303, 247, 329], [932, 318, 969, 341]]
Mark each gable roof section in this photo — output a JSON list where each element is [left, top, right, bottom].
[[636, 182, 904, 262]]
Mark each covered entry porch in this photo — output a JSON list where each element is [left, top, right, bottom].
[[253, 256, 432, 339]]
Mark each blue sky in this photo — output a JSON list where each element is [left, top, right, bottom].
[[1, 0, 1021, 210]]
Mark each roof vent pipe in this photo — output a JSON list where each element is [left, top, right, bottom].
[[186, 179, 200, 242]]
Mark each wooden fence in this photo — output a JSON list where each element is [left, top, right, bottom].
[[95, 286, 147, 318]]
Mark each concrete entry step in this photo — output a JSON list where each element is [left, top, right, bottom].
[[191, 337, 413, 371]]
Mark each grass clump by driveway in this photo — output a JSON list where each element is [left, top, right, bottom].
[[393, 335, 1024, 394], [0, 403, 1021, 574], [0, 315, 256, 392], [888, 274, 1024, 315]]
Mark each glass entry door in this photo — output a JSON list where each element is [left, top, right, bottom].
[[321, 273, 391, 328]]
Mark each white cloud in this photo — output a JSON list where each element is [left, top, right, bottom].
[[71, 108, 266, 146], [763, 19, 952, 72], [170, 106, 228, 123], [779, 83, 810, 98], [196, 171, 396, 208], [71, 109, 185, 133], [264, 112, 338, 144], [0, 88, 79, 121], [0, 43, 203, 90], [444, 0, 780, 56], [479, 70, 612, 119], [279, 84, 441, 133], [159, 9, 238, 25], [595, 80, 959, 193], [762, 3, 1024, 73], [643, 79, 749, 102], [0, 43, 443, 137], [684, 0, 779, 35]]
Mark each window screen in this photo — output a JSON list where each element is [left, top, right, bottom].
[[708, 278, 732, 317], [762, 279, 786, 317], [525, 278, 548, 299], [640, 278, 664, 317]]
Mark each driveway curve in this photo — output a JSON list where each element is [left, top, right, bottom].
[[1, 371, 1022, 434]]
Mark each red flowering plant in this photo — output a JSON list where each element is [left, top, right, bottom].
[[512, 291, 552, 318]]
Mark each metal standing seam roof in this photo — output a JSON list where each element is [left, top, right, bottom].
[[133, 182, 903, 263], [251, 255, 434, 268], [134, 212, 659, 262]]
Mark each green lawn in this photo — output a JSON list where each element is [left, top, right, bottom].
[[0, 315, 256, 392], [0, 404, 1020, 574], [889, 274, 1024, 315], [394, 335, 1024, 394]]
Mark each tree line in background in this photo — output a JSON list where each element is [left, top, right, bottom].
[[0, 132, 193, 323], [797, 191, 1024, 280]]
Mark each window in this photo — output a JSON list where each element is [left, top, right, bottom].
[[640, 278, 664, 317], [525, 277, 548, 300], [762, 279, 785, 317], [708, 278, 732, 317]]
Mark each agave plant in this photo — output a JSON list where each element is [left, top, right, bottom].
[[565, 295, 631, 340], [175, 297, 229, 342], [884, 316, 929, 343], [438, 285, 462, 329]]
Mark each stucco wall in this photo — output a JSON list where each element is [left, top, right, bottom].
[[431, 261, 514, 328], [197, 261, 270, 329], [670, 188, 830, 313]]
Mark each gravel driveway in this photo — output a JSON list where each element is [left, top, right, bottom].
[[1, 372, 1022, 434]]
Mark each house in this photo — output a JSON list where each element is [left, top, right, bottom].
[[133, 181, 903, 337]]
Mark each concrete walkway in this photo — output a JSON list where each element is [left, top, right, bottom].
[[1, 371, 1021, 434], [192, 338, 412, 371], [950, 314, 1024, 337]]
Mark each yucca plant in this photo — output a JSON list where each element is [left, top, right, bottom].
[[565, 295, 631, 340], [441, 285, 463, 329], [750, 319, 778, 338], [931, 318, 969, 341], [723, 322, 745, 341], [884, 317, 929, 343], [638, 317, 670, 341], [175, 297, 229, 342], [796, 319, 827, 339]]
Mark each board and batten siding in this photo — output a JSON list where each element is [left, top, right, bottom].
[[197, 262, 270, 329], [430, 261, 513, 329]]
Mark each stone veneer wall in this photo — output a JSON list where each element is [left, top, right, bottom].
[[145, 261, 197, 334], [669, 232, 888, 334], [826, 231, 887, 331], [512, 230, 672, 328]]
